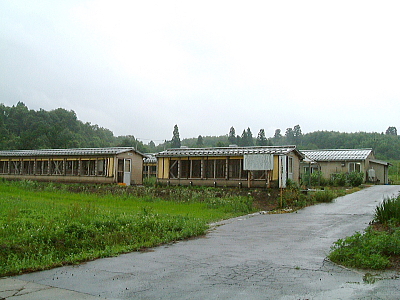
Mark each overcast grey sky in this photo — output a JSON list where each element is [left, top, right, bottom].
[[1, 1, 399, 144]]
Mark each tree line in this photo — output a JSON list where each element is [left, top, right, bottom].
[[1, 103, 399, 160], [172, 124, 400, 160], [0, 102, 155, 153]]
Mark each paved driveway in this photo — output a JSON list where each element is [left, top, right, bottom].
[[3, 185, 400, 299]]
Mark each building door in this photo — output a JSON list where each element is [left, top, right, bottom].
[[117, 159, 131, 186]]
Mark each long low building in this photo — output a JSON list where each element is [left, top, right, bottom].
[[301, 149, 390, 184], [155, 145, 305, 188], [0, 147, 144, 185]]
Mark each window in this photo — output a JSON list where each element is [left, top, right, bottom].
[[81, 160, 96, 176], [191, 160, 201, 178], [50, 160, 64, 175], [169, 160, 178, 178], [204, 159, 214, 179], [228, 159, 239, 179], [228, 159, 245, 179], [288, 157, 293, 174], [215, 159, 226, 178], [349, 162, 361, 173], [287, 157, 294, 180], [10, 161, 21, 174], [22, 161, 34, 175], [65, 160, 79, 176], [180, 160, 190, 178], [97, 159, 107, 176], [0, 161, 8, 174], [35, 160, 49, 175]]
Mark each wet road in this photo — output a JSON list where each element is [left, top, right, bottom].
[[4, 185, 400, 299]]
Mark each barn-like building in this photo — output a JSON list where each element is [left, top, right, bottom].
[[0, 147, 144, 185], [155, 145, 305, 188], [301, 149, 390, 184]]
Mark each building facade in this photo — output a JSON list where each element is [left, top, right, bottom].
[[156, 146, 304, 188], [0, 147, 144, 185], [301, 149, 390, 184]]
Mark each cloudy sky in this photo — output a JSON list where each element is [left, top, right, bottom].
[[1, 1, 399, 144]]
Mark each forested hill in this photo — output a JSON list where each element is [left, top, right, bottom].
[[1, 103, 399, 160], [0, 102, 155, 153]]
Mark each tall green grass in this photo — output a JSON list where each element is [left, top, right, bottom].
[[0, 180, 254, 276], [329, 194, 400, 270], [374, 196, 400, 224]]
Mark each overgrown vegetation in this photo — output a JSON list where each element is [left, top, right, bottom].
[[280, 179, 349, 209], [329, 195, 400, 270], [0, 180, 255, 276], [301, 171, 364, 188], [374, 196, 400, 225]]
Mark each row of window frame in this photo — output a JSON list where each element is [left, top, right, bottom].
[[0, 158, 111, 177], [168, 158, 270, 180]]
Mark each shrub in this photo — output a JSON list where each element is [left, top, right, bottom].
[[301, 171, 328, 187], [143, 177, 157, 187], [329, 172, 363, 187], [374, 196, 400, 224], [347, 172, 364, 187], [328, 229, 392, 269], [312, 190, 337, 203], [331, 173, 347, 186]]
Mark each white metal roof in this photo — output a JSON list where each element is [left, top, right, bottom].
[[156, 145, 305, 158], [0, 147, 144, 157], [143, 153, 157, 163], [301, 149, 373, 162]]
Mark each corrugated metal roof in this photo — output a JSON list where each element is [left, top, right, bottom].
[[143, 153, 157, 163], [0, 147, 143, 157], [156, 146, 304, 158], [301, 149, 373, 162], [369, 158, 391, 166]]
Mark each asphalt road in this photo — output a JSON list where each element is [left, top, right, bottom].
[[3, 185, 400, 299]]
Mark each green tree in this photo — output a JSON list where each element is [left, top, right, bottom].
[[196, 135, 204, 147], [273, 129, 282, 145], [236, 135, 242, 146], [239, 130, 247, 146], [171, 124, 181, 148], [148, 140, 156, 151], [256, 129, 268, 146], [246, 127, 254, 146], [285, 127, 295, 144], [293, 124, 303, 145], [385, 126, 397, 136], [228, 126, 237, 145]]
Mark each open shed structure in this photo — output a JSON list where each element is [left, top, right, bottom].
[[0, 147, 144, 185], [143, 153, 157, 178], [156, 146, 305, 188], [301, 149, 390, 184]]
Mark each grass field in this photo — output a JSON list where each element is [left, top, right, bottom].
[[0, 180, 255, 276]]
